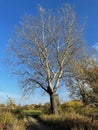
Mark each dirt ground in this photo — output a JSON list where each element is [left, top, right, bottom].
[[24, 117, 53, 130]]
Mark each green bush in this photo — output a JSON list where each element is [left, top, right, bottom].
[[61, 100, 98, 120], [42, 103, 50, 114], [11, 106, 24, 119], [61, 100, 83, 113]]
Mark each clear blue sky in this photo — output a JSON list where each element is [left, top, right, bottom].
[[0, 0, 98, 105]]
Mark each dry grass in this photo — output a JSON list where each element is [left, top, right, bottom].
[[40, 113, 98, 130], [0, 111, 25, 130]]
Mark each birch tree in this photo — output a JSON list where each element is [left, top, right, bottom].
[[7, 5, 84, 114]]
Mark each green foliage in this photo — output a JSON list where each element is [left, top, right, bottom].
[[23, 104, 35, 110], [61, 100, 83, 113], [42, 103, 50, 114], [12, 105, 24, 119], [79, 104, 97, 117], [34, 104, 42, 110], [61, 100, 98, 120], [86, 66, 98, 106]]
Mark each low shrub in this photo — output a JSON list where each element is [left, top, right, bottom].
[[42, 103, 50, 114], [61, 100, 98, 121], [79, 105, 97, 116], [61, 100, 83, 113], [11, 106, 24, 119]]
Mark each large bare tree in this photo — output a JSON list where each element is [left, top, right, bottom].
[[7, 5, 84, 114]]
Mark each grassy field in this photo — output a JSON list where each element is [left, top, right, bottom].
[[23, 109, 42, 118], [0, 100, 98, 130]]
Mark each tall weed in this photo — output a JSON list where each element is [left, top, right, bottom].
[[0, 111, 25, 130]]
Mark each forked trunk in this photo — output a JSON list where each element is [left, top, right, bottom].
[[50, 93, 58, 115]]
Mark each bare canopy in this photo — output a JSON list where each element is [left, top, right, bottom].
[[7, 4, 84, 114]]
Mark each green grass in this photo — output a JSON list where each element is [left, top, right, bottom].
[[23, 109, 42, 118]]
